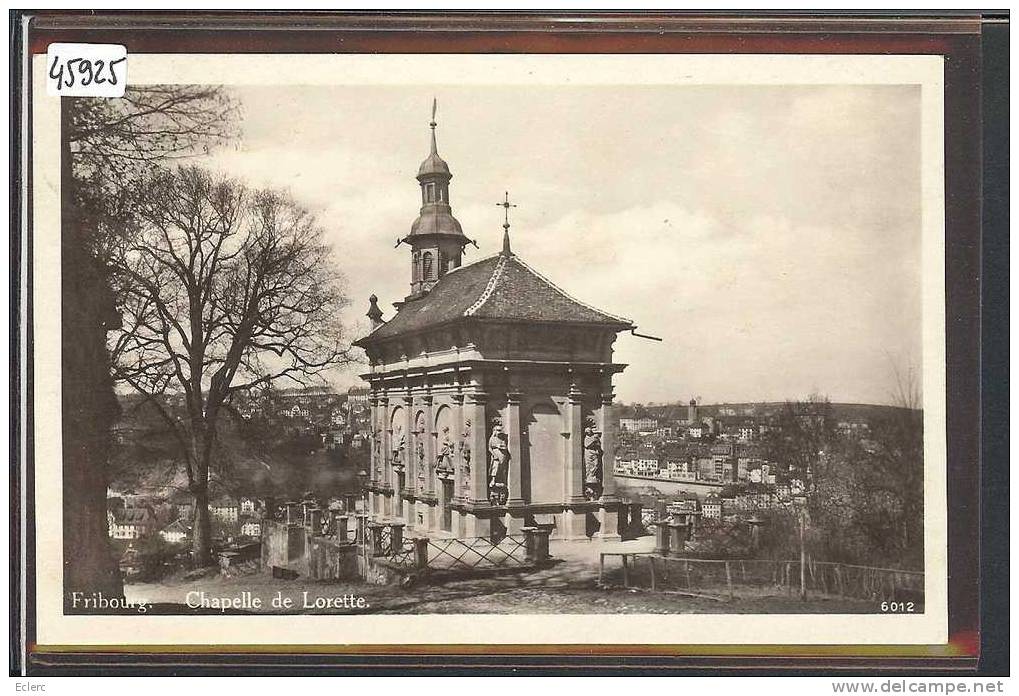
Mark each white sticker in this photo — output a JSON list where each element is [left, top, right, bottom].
[[46, 43, 128, 97]]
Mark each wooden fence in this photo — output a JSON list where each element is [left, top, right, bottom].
[[600, 554, 923, 603]]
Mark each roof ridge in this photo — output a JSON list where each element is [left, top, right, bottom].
[[464, 254, 509, 317], [446, 250, 503, 275], [505, 254, 633, 325], [358, 252, 503, 341]]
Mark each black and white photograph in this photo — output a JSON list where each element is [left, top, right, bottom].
[[27, 51, 952, 649]]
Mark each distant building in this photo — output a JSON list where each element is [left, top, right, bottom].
[[239, 497, 259, 515], [109, 507, 155, 540], [619, 417, 659, 433], [159, 519, 190, 544], [282, 404, 310, 419], [210, 496, 240, 522], [702, 494, 722, 519], [239, 516, 263, 538]]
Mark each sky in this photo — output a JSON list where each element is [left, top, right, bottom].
[[197, 84, 922, 406]]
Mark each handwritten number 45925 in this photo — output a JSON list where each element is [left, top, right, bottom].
[[49, 54, 126, 91]]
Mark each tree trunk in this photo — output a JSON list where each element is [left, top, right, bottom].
[[61, 97, 124, 604], [191, 485, 213, 567]]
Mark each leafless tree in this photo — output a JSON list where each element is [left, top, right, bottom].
[[62, 87, 236, 598], [108, 165, 351, 566]]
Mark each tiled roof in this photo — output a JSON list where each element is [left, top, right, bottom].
[[358, 252, 632, 343], [114, 507, 153, 525]]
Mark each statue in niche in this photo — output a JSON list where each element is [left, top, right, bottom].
[[436, 427, 455, 478], [583, 417, 604, 500], [390, 426, 405, 473], [416, 439, 426, 482], [488, 418, 509, 505], [459, 419, 472, 496], [371, 428, 382, 478]]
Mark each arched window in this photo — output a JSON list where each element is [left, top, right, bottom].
[[412, 251, 421, 282], [422, 251, 434, 280], [424, 183, 436, 203], [438, 251, 448, 276]]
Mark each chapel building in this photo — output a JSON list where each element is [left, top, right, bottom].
[[354, 110, 633, 541]]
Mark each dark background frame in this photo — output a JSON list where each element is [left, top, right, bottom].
[[10, 10, 1009, 676]]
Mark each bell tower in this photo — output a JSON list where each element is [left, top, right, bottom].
[[400, 100, 472, 299]]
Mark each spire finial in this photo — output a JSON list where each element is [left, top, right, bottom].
[[497, 191, 517, 256], [367, 294, 384, 328], [429, 97, 438, 155]]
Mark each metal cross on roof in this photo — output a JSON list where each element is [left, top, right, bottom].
[[496, 191, 517, 230], [497, 191, 517, 255]]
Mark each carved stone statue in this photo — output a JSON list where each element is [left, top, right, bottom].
[[416, 439, 426, 481], [488, 419, 509, 505], [371, 428, 382, 478], [459, 419, 472, 496], [390, 426, 405, 472], [436, 426, 455, 477], [583, 418, 603, 500]]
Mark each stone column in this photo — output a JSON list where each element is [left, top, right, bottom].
[[504, 390, 525, 533], [422, 393, 436, 531], [565, 382, 586, 503], [451, 393, 465, 534], [594, 386, 621, 541], [452, 393, 465, 501], [378, 395, 390, 520], [562, 380, 588, 540], [465, 391, 491, 537], [597, 387, 618, 501], [403, 394, 415, 527]]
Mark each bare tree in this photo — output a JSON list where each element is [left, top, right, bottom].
[[62, 87, 236, 599], [108, 166, 351, 565], [858, 364, 924, 559]]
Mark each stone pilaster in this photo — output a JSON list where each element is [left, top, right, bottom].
[[452, 393, 465, 501], [561, 380, 588, 540], [378, 395, 390, 488], [594, 386, 621, 541], [422, 393, 436, 530], [465, 391, 491, 537], [565, 382, 586, 503], [423, 393, 435, 495], [504, 391, 524, 507], [597, 387, 618, 502], [403, 394, 415, 526]]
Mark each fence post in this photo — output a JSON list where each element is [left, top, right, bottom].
[[389, 522, 404, 553], [725, 560, 734, 601], [413, 537, 429, 570], [307, 508, 323, 534], [653, 521, 670, 556], [622, 554, 630, 588], [649, 556, 657, 591], [368, 522, 385, 556], [668, 521, 689, 558], [335, 515, 349, 543], [355, 513, 368, 545], [521, 526, 551, 564]]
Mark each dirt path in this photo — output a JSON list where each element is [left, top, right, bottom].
[[124, 538, 879, 615]]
